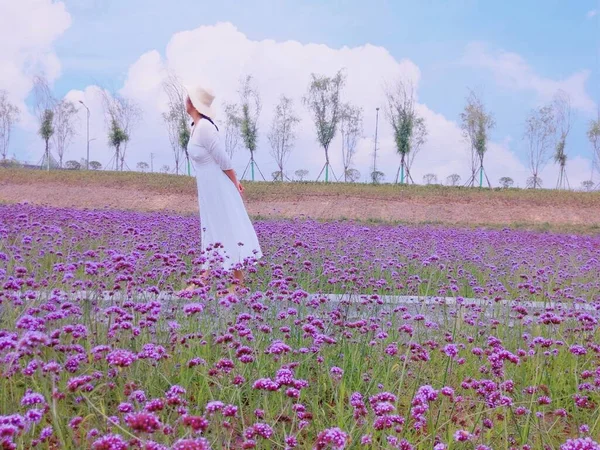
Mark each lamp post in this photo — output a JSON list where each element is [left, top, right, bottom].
[[79, 101, 90, 170], [373, 107, 380, 183]]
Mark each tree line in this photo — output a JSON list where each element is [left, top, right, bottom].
[[1, 71, 600, 190]]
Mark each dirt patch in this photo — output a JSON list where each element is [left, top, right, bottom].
[[2, 182, 598, 229]]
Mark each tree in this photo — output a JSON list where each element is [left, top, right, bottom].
[[271, 171, 283, 181], [553, 91, 571, 189], [384, 79, 427, 184], [588, 119, 600, 181], [581, 180, 595, 192], [268, 95, 300, 182], [345, 168, 361, 183], [89, 161, 102, 171], [160, 165, 170, 174], [137, 162, 149, 172], [460, 90, 495, 188], [102, 90, 142, 171], [524, 105, 555, 189], [303, 69, 346, 182], [162, 73, 190, 175], [423, 173, 438, 185], [33, 75, 57, 171], [339, 103, 363, 182], [222, 103, 241, 159], [0, 90, 20, 161], [52, 99, 78, 168], [65, 160, 81, 170], [499, 177, 514, 189], [39, 109, 55, 172], [108, 119, 129, 171], [446, 174, 461, 186], [295, 169, 309, 182], [371, 170, 385, 184], [238, 75, 263, 181]]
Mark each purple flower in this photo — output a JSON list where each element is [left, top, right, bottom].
[[106, 349, 137, 368], [560, 438, 600, 450], [314, 428, 348, 449], [91, 434, 129, 450], [124, 412, 161, 433]]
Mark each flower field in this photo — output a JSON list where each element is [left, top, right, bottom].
[[1, 203, 599, 449]]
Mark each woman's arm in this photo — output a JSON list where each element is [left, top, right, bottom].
[[224, 169, 244, 195]]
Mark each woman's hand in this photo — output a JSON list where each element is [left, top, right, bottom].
[[237, 181, 245, 196]]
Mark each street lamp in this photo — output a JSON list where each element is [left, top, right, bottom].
[[79, 101, 90, 170], [373, 107, 380, 182]]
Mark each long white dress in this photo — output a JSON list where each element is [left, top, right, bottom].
[[187, 119, 263, 271]]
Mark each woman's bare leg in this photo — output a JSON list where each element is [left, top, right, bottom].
[[181, 269, 210, 293], [233, 269, 244, 286]]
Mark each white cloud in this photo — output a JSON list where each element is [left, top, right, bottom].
[[49, 23, 595, 188], [0, 0, 71, 125], [463, 42, 596, 114], [587, 10, 598, 19]]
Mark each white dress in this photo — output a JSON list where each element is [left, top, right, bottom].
[[187, 119, 263, 271]]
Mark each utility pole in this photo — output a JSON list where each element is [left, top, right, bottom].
[[150, 153, 154, 173], [373, 107, 380, 182], [79, 101, 90, 170]]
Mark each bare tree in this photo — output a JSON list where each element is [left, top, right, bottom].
[[0, 90, 20, 161], [162, 73, 190, 175], [268, 95, 300, 182], [383, 79, 427, 184], [371, 170, 385, 184], [446, 174, 461, 186], [160, 164, 170, 174], [587, 119, 600, 181], [53, 99, 78, 168], [460, 90, 495, 188], [423, 173, 438, 185], [553, 91, 571, 189], [303, 69, 346, 182], [499, 177, 514, 188], [222, 103, 241, 159], [102, 90, 142, 171], [345, 168, 361, 183], [238, 75, 263, 181], [295, 169, 309, 182], [339, 103, 363, 182], [407, 117, 427, 179], [524, 105, 555, 189], [137, 161, 149, 172], [581, 180, 595, 192]]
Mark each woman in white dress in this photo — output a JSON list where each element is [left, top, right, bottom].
[[182, 85, 262, 292]]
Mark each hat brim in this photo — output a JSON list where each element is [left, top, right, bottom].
[[185, 85, 216, 119]]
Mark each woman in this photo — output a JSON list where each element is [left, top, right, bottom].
[[181, 85, 262, 293]]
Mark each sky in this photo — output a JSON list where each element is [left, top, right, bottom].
[[2, 0, 599, 187]]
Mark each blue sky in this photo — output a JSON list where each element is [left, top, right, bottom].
[[4, 0, 600, 185]]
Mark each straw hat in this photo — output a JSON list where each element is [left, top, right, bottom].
[[186, 85, 216, 119]]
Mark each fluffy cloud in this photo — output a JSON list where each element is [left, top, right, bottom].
[[587, 10, 598, 19], [60, 23, 594, 188], [463, 42, 596, 114], [0, 0, 71, 124]]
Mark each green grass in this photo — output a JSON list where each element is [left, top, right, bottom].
[[2, 167, 600, 206]]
